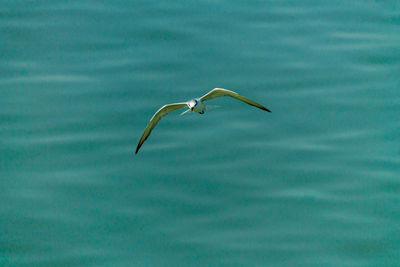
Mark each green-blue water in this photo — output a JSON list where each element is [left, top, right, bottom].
[[1, 1, 399, 266]]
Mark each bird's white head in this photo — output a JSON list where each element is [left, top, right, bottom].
[[188, 99, 199, 110]]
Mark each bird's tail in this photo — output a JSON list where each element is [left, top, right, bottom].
[[180, 109, 192, 115], [205, 105, 220, 111]]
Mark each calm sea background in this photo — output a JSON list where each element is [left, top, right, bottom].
[[1, 1, 400, 266]]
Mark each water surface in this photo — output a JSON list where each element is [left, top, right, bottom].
[[1, 1, 400, 266]]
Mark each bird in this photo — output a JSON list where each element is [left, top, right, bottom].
[[135, 88, 271, 154]]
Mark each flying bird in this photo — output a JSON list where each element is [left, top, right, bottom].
[[135, 88, 271, 154]]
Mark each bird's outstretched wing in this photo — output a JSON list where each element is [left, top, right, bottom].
[[136, 102, 187, 154], [200, 88, 271, 112]]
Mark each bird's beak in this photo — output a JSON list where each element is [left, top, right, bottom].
[[180, 109, 192, 116]]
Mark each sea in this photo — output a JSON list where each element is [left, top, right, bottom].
[[1, 0, 399, 266]]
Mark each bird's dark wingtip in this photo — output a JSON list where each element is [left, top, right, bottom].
[[263, 107, 272, 112]]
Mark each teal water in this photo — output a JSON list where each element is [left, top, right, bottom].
[[1, 1, 400, 266]]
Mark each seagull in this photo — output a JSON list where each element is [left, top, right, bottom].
[[135, 88, 271, 154]]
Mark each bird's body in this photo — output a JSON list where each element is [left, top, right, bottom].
[[135, 88, 271, 154], [187, 98, 205, 114]]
